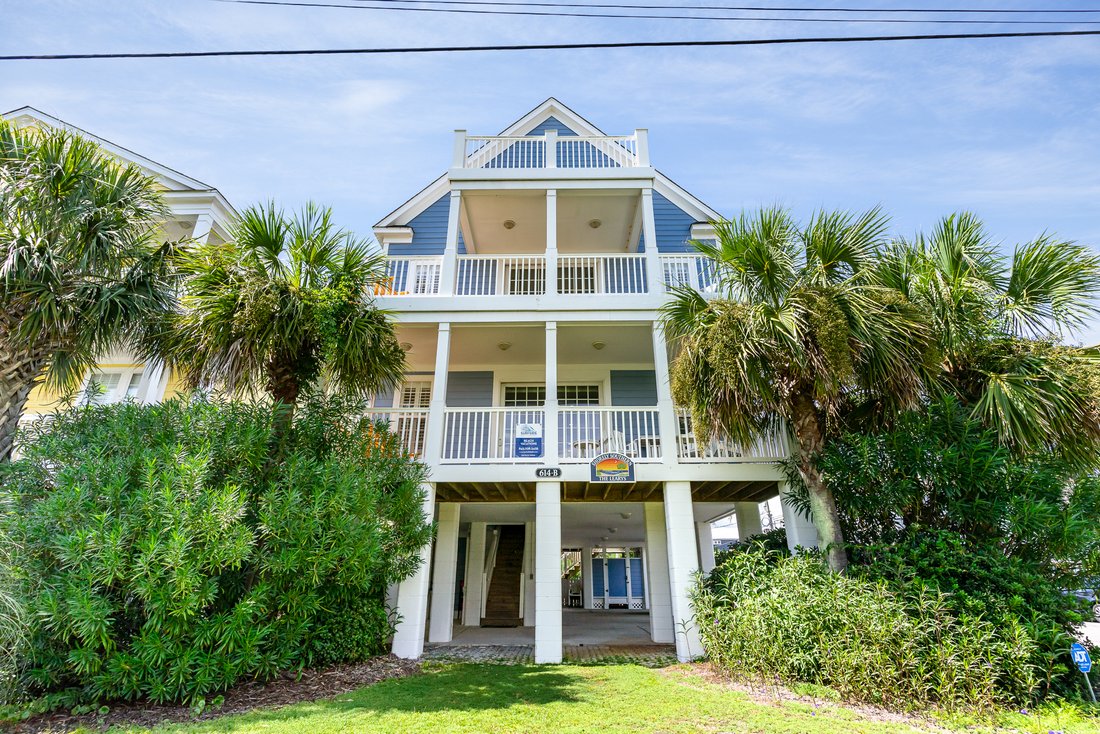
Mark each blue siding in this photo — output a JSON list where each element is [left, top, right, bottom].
[[388, 193, 465, 257], [653, 191, 697, 253], [610, 370, 658, 406], [525, 116, 579, 137], [446, 371, 494, 407]]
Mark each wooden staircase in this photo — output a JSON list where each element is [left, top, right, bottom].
[[481, 525, 525, 628]]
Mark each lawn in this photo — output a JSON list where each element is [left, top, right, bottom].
[[106, 663, 1097, 734]]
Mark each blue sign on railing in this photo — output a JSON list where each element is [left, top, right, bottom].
[[1071, 642, 1092, 674], [514, 423, 543, 458]]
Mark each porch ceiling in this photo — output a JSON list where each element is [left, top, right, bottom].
[[435, 480, 778, 505]]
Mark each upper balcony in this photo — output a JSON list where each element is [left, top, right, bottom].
[[449, 129, 652, 181]]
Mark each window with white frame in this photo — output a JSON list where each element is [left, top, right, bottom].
[[83, 369, 143, 405], [502, 384, 600, 407]]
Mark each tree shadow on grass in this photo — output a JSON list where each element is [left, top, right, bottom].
[[195, 664, 585, 732]]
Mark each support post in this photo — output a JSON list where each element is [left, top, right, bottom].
[[735, 502, 763, 540], [641, 188, 662, 294], [523, 521, 535, 626], [391, 482, 436, 658], [545, 189, 558, 297], [635, 128, 650, 167], [452, 129, 467, 168], [644, 502, 675, 643], [462, 521, 487, 627], [544, 321, 558, 463], [545, 129, 558, 169], [695, 521, 715, 574], [438, 190, 461, 297], [534, 482, 562, 663], [424, 323, 451, 467], [428, 503, 461, 642], [664, 482, 703, 661], [651, 322, 680, 466], [581, 546, 594, 609], [779, 481, 820, 552]]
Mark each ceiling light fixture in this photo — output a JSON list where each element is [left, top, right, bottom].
[[619, 512, 632, 520], [497, 342, 512, 351], [503, 219, 516, 230], [399, 342, 413, 352], [588, 218, 602, 229], [591, 340, 606, 350]]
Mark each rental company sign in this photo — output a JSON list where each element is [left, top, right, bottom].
[[514, 423, 543, 458], [590, 452, 635, 483]]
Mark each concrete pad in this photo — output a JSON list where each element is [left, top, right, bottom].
[[435, 610, 653, 647]]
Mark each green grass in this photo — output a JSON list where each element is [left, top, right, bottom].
[[98, 663, 1098, 734]]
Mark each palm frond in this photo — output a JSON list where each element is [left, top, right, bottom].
[[1003, 236, 1100, 338]]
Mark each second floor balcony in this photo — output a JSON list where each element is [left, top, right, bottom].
[[380, 252, 718, 298]]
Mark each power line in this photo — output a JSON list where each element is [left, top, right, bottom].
[[208, 0, 1100, 24], [324, 0, 1100, 12], [3, 29, 1099, 61]]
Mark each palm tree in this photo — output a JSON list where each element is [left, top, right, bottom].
[[0, 119, 175, 461], [662, 207, 933, 573], [873, 213, 1100, 467], [155, 202, 406, 430]]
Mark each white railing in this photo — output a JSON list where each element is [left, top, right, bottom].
[[441, 408, 545, 463], [557, 136, 639, 169], [659, 254, 719, 294], [464, 136, 547, 169], [559, 407, 663, 463], [455, 254, 546, 296], [380, 256, 443, 295], [459, 132, 643, 170], [361, 408, 430, 457], [675, 409, 788, 461], [558, 254, 647, 295]]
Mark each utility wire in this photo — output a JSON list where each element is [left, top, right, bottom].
[[3, 29, 1099, 61], [328, 0, 1100, 12], [208, 0, 1100, 24]]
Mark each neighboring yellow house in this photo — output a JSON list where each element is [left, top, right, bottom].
[[3, 106, 238, 425]]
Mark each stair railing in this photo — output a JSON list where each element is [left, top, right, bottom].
[[482, 527, 501, 616]]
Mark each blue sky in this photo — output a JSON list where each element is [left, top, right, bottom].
[[3, 1, 1100, 341]]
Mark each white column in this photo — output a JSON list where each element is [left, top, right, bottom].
[[735, 502, 763, 540], [191, 212, 215, 243], [534, 482, 562, 663], [644, 502, 674, 643], [635, 128, 650, 167], [424, 323, 451, 467], [438, 190, 461, 297], [780, 482, 820, 552], [581, 546, 594, 609], [545, 129, 558, 169], [462, 521, 487, 627], [452, 129, 467, 168], [664, 482, 704, 661], [391, 482, 437, 659], [544, 321, 558, 463], [545, 189, 558, 297], [641, 188, 662, 294], [428, 503, 460, 643], [695, 521, 715, 574], [651, 322, 679, 466]]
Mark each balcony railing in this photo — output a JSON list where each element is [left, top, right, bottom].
[[559, 407, 662, 463], [659, 254, 720, 294], [362, 408, 430, 457], [441, 407, 545, 463], [459, 131, 644, 170], [364, 404, 786, 465], [455, 255, 546, 296], [675, 409, 787, 462], [380, 257, 443, 295]]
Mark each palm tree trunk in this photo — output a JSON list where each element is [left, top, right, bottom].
[[789, 392, 849, 573], [265, 361, 301, 442], [0, 351, 49, 462]]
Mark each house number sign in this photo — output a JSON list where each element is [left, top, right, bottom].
[[535, 467, 562, 478]]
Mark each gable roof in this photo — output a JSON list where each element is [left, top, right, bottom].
[[3, 106, 236, 198], [374, 98, 722, 232]]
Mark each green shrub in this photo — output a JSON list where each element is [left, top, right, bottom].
[[0, 493, 23, 704], [0, 394, 432, 705], [693, 549, 1038, 711]]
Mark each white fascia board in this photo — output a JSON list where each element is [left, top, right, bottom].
[[653, 172, 722, 224], [373, 172, 449, 230], [690, 223, 717, 240], [2, 106, 217, 193], [495, 98, 608, 137], [374, 226, 414, 246]]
